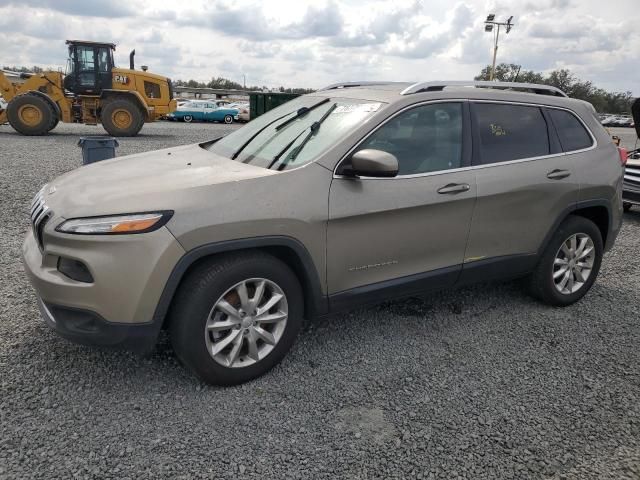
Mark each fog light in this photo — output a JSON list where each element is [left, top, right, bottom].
[[57, 257, 94, 283]]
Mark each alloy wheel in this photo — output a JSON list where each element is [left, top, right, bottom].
[[205, 278, 288, 368], [552, 233, 595, 295]]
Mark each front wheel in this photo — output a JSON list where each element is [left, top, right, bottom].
[[183, 115, 193, 123], [528, 216, 603, 306], [169, 252, 303, 385], [224, 114, 233, 124]]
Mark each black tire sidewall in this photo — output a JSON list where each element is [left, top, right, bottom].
[[170, 254, 303, 385], [7, 94, 54, 135], [534, 216, 603, 306], [101, 98, 144, 137]]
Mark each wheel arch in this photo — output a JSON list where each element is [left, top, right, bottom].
[[22, 90, 61, 120], [154, 236, 328, 331], [539, 200, 612, 256]]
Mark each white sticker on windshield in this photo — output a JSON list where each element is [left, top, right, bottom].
[[333, 103, 382, 114]]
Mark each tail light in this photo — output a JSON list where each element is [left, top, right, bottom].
[[618, 147, 628, 166]]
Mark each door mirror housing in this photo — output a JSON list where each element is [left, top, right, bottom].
[[345, 149, 399, 178]]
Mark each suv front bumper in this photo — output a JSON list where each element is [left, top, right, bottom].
[[22, 226, 185, 350]]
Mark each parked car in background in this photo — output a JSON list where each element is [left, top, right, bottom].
[[22, 80, 624, 385], [622, 98, 640, 212], [167, 101, 239, 124], [231, 102, 250, 122], [603, 115, 634, 127]]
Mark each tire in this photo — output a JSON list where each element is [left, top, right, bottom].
[[224, 114, 233, 124], [169, 252, 303, 385], [101, 98, 145, 137], [183, 115, 193, 123], [528, 215, 603, 306], [623, 202, 633, 213], [7, 93, 57, 136]]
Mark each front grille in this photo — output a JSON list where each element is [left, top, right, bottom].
[[30, 188, 51, 250], [624, 164, 640, 187]]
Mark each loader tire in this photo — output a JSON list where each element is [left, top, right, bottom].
[[7, 93, 57, 136], [101, 98, 145, 137]]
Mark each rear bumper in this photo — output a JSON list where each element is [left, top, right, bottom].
[[623, 182, 640, 205], [38, 298, 159, 353]]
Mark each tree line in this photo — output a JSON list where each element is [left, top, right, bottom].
[[475, 64, 634, 114]]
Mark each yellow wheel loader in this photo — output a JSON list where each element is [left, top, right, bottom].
[[0, 40, 177, 137]]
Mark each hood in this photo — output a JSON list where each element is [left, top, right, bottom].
[[44, 143, 277, 218], [632, 98, 640, 139]]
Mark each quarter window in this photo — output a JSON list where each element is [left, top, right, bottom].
[[473, 103, 550, 164], [356, 103, 463, 175], [548, 109, 593, 152]]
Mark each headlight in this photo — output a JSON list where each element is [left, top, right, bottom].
[[56, 211, 173, 235]]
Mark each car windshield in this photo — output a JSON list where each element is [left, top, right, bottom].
[[206, 96, 386, 170]]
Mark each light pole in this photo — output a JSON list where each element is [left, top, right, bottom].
[[484, 14, 514, 81], [243, 74, 246, 89]]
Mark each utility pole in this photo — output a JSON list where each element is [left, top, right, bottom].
[[484, 14, 514, 81], [243, 74, 246, 89]]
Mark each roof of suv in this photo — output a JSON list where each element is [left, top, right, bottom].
[[312, 81, 592, 112]]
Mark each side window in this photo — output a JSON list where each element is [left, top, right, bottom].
[[97, 48, 110, 72], [144, 81, 161, 99], [473, 103, 550, 164], [76, 46, 95, 72], [548, 109, 593, 152], [356, 103, 463, 175]]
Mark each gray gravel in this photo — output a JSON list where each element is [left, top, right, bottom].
[[1, 121, 640, 480]]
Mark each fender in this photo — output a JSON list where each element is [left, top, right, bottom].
[[151, 236, 328, 333], [538, 198, 614, 256], [22, 90, 62, 120]]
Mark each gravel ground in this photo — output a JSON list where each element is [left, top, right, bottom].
[[1, 121, 640, 480]]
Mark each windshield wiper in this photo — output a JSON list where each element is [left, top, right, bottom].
[[230, 98, 330, 160], [269, 102, 337, 170]]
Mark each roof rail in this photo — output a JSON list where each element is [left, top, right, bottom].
[[400, 81, 568, 97], [318, 81, 407, 91]]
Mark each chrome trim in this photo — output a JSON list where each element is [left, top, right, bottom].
[[332, 99, 598, 180], [29, 188, 52, 250], [318, 81, 407, 92], [400, 80, 567, 97]]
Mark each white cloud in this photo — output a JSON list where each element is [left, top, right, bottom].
[[0, 0, 637, 94]]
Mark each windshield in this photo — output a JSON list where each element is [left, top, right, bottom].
[[206, 96, 386, 170]]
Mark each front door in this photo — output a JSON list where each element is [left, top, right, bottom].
[[327, 101, 477, 307]]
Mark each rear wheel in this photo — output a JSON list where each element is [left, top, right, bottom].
[[623, 202, 633, 212], [7, 93, 57, 135], [224, 114, 233, 124], [101, 98, 144, 137], [528, 216, 603, 306], [169, 252, 303, 385]]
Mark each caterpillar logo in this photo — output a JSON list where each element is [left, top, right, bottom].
[[114, 74, 130, 85]]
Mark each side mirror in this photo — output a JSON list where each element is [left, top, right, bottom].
[[348, 149, 399, 178]]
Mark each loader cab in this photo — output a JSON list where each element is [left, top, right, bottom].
[[63, 40, 115, 95]]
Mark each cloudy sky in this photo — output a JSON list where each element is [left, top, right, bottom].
[[0, 0, 637, 94]]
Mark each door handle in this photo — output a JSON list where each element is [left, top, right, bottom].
[[437, 183, 470, 194], [547, 169, 571, 180]]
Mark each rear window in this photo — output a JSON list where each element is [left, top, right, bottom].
[[548, 108, 593, 152], [473, 103, 550, 164]]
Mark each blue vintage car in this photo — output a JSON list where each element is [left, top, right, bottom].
[[168, 100, 240, 124]]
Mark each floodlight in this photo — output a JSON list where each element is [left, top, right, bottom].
[[486, 14, 495, 21], [485, 24, 494, 32]]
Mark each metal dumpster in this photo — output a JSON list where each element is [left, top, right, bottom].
[[249, 92, 300, 119], [78, 136, 119, 165]]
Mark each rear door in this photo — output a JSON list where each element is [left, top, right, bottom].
[[460, 101, 579, 281], [327, 101, 476, 305]]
